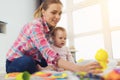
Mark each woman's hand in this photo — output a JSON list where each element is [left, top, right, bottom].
[[81, 62, 103, 74]]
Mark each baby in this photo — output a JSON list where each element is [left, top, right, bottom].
[[51, 27, 75, 71], [38, 27, 75, 71]]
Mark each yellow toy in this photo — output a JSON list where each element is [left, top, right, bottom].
[[32, 72, 52, 77], [95, 49, 108, 71]]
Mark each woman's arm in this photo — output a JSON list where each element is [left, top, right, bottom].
[[58, 58, 102, 74]]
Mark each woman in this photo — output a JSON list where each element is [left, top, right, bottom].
[[6, 0, 102, 74]]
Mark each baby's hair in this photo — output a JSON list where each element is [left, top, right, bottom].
[[51, 27, 66, 36]]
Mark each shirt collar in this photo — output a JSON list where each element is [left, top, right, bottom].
[[41, 16, 50, 33]]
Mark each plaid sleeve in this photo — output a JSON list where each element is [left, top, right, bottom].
[[30, 24, 60, 66]]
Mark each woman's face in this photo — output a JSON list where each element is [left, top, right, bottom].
[[42, 3, 62, 28]]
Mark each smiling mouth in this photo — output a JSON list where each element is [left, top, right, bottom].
[[53, 19, 59, 23], [53, 21, 58, 24]]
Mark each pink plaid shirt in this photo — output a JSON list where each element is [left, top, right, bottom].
[[6, 17, 59, 66]]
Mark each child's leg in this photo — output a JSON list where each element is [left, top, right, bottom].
[[6, 55, 37, 74]]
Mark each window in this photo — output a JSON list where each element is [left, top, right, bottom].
[[111, 31, 120, 59], [73, 0, 85, 4], [108, 0, 120, 27], [73, 4, 102, 35], [58, 0, 120, 60], [75, 33, 104, 60]]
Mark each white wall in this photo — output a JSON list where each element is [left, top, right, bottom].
[[0, 0, 39, 73]]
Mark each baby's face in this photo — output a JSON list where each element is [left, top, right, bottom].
[[53, 30, 66, 48]]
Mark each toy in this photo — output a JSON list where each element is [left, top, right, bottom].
[[105, 69, 120, 80], [5, 72, 20, 79], [76, 72, 104, 80], [51, 72, 67, 79], [95, 49, 108, 71], [16, 71, 30, 80], [32, 71, 67, 80], [5, 71, 30, 80], [32, 72, 52, 77]]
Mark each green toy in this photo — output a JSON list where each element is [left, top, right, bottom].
[[16, 71, 30, 80]]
